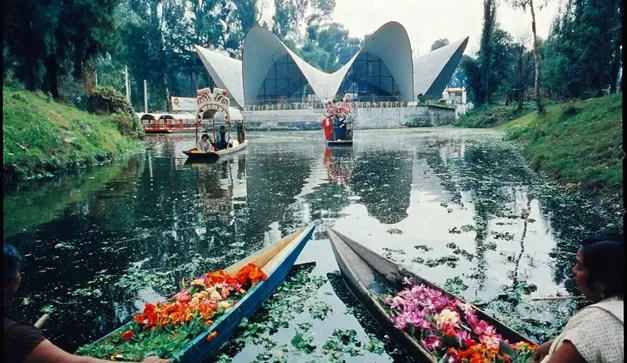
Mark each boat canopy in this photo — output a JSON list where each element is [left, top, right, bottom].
[[137, 113, 198, 122], [197, 107, 243, 122]]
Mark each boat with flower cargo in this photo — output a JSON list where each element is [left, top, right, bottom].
[[77, 225, 315, 362], [326, 227, 538, 363]]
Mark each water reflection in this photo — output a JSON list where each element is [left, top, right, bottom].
[[3, 129, 621, 356]]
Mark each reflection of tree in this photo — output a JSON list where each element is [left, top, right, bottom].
[[423, 141, 527, 288], [528, 183, 617, 296], [350, 151, 412, 224], [246, 150, 313, 239]]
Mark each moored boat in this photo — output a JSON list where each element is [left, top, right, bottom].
[[82, 225, 315, 362], [326, 227, 535, 361]]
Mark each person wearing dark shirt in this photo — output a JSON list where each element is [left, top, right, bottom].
[[3, 244, 171, 363]]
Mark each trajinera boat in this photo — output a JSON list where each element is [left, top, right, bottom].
[[84, 225, 314, 362], [326, 227, 535, 361], [183, 87, 248, 161], [322, 95, 354, 146]]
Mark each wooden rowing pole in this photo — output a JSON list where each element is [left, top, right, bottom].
[[531, 296, 585, 301], [34, 314, 50, 329]]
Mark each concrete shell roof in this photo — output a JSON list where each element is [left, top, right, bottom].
[[194, 45, 245, 108], [413, 37, 469, 99], [243, 21, 414, 104], [196, 22, 467, 106]]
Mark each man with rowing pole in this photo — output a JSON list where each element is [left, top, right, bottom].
[[3, 244, 171, 363]]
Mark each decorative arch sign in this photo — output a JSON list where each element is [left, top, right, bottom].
[[196, 87, 231, 122], [196, 87, 232, 144]]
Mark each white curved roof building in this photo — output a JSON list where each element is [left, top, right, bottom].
[[195, 22, 468, 107]]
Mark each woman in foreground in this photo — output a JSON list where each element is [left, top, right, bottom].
[[3, 244, 171, 363], [533, 234, 624, 363]]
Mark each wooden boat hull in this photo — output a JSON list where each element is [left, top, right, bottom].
[[144, 128, 173, 134], [90, 225, 315, 362], [326, 140, 353, 146], [182, 140, 248, 161], [326, 227, 534, 362]]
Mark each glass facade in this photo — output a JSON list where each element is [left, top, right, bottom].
[[255, 52, 401, 104], [256, 55, 316, 104], [337, 52, 401, 102]]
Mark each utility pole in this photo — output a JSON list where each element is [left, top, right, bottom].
[[144, 80, 148, 113], [125, 66, 130, 102]]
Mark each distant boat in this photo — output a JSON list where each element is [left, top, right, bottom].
[[326, 227, 535, 360], [87, 225, 315, 362], [325, 139, 353, 146], [182, 140, 248, 161], [183, 88, 248, 161], [322, 99, 354, 146]]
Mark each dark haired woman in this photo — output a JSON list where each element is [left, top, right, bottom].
[[3, 244, 171, 363], [533, 234, 624, 363]]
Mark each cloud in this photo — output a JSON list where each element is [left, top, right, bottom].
[[330, 0, 559, 56]]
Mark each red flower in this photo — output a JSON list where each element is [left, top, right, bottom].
[[206, 331, 218, 342], [121, 330, 134, 340]]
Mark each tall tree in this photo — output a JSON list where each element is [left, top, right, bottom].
[[430, 38, 450, 51], [3, 0, 121, 98], [509, 0, 545, 113], [478, 0, 497, 104]]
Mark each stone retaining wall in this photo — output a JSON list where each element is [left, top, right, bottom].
[[243, 105, 455, 130]]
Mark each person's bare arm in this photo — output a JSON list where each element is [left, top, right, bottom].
[[544, 341, 586, 363], [25, 339, 171, 363]]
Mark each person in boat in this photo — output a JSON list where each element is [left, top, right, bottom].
[[216, 126, 227, 150], [532, 234, 624, 363], [236, 119, 245, 144], [344, 114, 353, 140], [2, 244, 171, 363], [192, 133, 213, 152], [333, 112, 347, 140]]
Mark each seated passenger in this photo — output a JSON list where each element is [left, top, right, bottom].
[[193, 133, 212, 152], [532, 234, 624, 363]]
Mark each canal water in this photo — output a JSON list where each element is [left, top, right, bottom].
[[3, 129, 621, 362]]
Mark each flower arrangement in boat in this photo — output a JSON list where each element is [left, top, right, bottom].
[[76, 263, 267, 361], [383, 278, 536, 363]]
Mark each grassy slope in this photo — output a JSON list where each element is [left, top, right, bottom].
[[3, 88, 142, 181], [501, 93, 623, 211], [456, 102, 537, 128]]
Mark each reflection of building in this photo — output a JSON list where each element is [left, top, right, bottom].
[[195, 22, 468, 107]]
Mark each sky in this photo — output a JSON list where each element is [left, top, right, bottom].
[[260, 0, 561, 56]]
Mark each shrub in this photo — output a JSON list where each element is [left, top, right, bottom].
[[87, 87, 135, 116]]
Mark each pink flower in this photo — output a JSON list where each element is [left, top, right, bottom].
[[455, 328, 471, 343], [464, 310, 479, 328], [481, 333, 501, 349], [472, 320, 490, 335], [394, 312, 408, 329], [172, 289, 190, 303], [389, 296, 406, 310], [421, 334, 442, 351]]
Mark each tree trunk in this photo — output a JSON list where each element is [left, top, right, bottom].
[[610, 0, 622, 93], [45, 56, 59, 98], [517, 45, 524, 113], [164, 74, 171, 112], [82, 61, 97, 94], [529, 0, 544, 113]]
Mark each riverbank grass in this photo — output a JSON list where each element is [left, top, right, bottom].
[[501, 93, 623, 211], [3, 88, 143, 181]]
